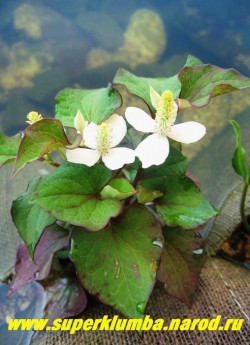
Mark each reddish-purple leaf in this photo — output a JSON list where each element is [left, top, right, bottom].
[[9, 225, 69, 295], [157, 227, 206, 307], [42, 277, 87, 324]]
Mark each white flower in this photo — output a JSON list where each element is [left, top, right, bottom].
[[66, 114, 135, 170], [125, 87, 206, 168]]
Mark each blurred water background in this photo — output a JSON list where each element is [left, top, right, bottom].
[[1, 0, 250, 134]]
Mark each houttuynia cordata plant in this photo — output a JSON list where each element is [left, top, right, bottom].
[[2, 55, 250, 325], [230, 120, 250, 233]]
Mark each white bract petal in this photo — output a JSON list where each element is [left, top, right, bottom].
[[66, 148, 100, 166], [104, 114, 127, 147], [74, 110, 85, 133], [150, 86, 161, 109], [102, 147, 135, 170], [135, 133, 169, 168], [167, 121, 206, 144], [125, 107, 155, 133], [84, 122, 98, 149]]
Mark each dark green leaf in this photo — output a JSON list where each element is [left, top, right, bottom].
[[122, 128, 145, 151], [137, 185, 163, 204], [157, 227, 206, 307], [113, 68, 181, 112], [230, 120, 248, 180], [100, 178, 135, 200], [11, 178, 55, 257], [13, 119, 71, 174], [70, 206, 163, 318], [178, 64, 250, 109], [0, 132, 21, 167], [146, 175, 217, 228], [55, 86, 122, 126], [32, 163, 121, 231], [127, 128, 145, 149], [122, 158, 141, 183]]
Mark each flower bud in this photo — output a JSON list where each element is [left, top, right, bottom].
[[26, 111, 43, 125]]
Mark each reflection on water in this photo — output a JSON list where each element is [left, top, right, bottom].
[[0, 282, 45, 345], [86, 8, 166, 69], [0, 0, 250, 137]]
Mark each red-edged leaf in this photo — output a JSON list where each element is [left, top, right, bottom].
[[70, 206, 163, 318], [13, 119, 71, 174], [157, 227, 206, 307], [178, 64, 250, 109]]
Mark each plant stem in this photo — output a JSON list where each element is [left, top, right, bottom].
[[113, 167, 123, 179], [43, 153, 61, 167], [240, 182, 250, 234], [133, 165, 142, 186]]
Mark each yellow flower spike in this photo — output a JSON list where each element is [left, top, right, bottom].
[[26, 111, 43, 125], [155, 90, 177, 136], [97, 123, 112, 155]]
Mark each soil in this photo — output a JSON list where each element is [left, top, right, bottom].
[[219, 218, 250, 269]]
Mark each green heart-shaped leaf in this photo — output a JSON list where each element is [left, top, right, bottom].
[[113, 69, 181, 113], [70, 206, 163, 318], [113, 55, 201, 113], [157, 226, 206, 307], [55, 85, 122, 126], [157, 176, 217, 228], [11, 177, 55, 257], [143, 175, 217, 228], [32, 162, 121, 231], [100, 178, 135, 200], [0, 132, 21, 167], [13, 119, 71, 174], [137, 185, 163, 204]]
